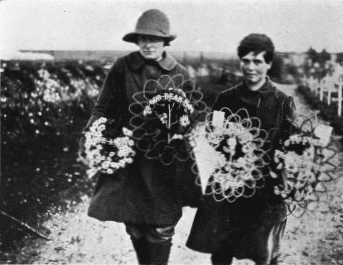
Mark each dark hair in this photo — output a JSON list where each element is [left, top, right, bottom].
[[237, 34, 275, 63]]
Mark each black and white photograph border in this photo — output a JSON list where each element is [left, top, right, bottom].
[[1, 0, 343, 264]]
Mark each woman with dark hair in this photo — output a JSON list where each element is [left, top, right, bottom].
[[79, 9, 202, 265], [186, 33, 297, 265]]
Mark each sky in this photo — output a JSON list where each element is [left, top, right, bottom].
[[0, 0, 343, 53]]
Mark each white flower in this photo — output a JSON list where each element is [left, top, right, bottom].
[[143, 106, 152, 116], [216, 153, 227, 168], [101, 161, 110, 169], [123, 127, 133, 137], [241, 142, 254, 154], [84, 122, 136, 174], [235, 157, 246, 168], [285, 161, 298, 174], [158, 113, 168, 124], [179, 115, 190, 127], [227, 137, 237, 150], [274, 186, 290, 198], [207, 131, 223, 145], [172, 134, 183, 140]]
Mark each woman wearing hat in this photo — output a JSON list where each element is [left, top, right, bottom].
[[80, 9, 202, 265]]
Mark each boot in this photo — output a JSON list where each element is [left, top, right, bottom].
[[131, 237, 151, 265], [147, 239, 172, 265], [270, 256, 279, 265]]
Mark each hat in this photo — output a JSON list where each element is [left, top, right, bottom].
[[123, 9, 176, 45]]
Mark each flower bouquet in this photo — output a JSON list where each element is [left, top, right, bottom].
[[81, 117, 136, 178], [273, 116, 340, 216], [129, 74, 207, 165], [196, 108, 270, 202]]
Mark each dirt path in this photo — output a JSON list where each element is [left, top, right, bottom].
[[23, 84, 343, 265]]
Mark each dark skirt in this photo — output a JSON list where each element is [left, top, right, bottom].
[[87, 151, 202, 226], [186, 193, 287, 262], [212, 220, 287, 264]]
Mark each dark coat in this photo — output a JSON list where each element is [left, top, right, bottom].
[[86, 51, 202, 226], [186, 78, 297, 254]]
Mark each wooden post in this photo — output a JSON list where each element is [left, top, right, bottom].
[[319, 79, 324, 101], [308, 76, 315, 93], [311, 78, 319, 95], [319, 75, 329, 101], [311, 77, 316, 94], [332, 81, 343, 116], [327, 77, 333, 105], [317, 78, 321, 95], [312, 78, 317, 95], [338, 82, 342, 116]]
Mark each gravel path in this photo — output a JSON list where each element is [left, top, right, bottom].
[[26, 84, 343, 265]]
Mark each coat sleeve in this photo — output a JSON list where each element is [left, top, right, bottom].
[[270, 95, 298, 192], [284, 96, 297, 124], [280, 96, 298, 141], [83, 59, 123, 131]]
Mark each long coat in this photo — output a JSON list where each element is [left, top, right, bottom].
[[86, 51, 202, 226], [186, 78, 297, 256]]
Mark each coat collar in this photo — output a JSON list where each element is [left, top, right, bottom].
[[127, 51, 177, 71], [237, 76, 275, 98]]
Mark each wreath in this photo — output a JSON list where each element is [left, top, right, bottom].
[[196, 108, 270, 202], [129, 74, 207, 165], [82, 117, 136, 177], [273, 116, 340, 217]]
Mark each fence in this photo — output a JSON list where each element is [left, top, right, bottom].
[[304, 74, 343, 116]]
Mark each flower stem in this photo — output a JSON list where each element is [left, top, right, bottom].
[[0, 210, 50, 240], [168, 104, 171, 143]]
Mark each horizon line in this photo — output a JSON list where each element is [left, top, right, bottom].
[[14, 49, 324, 54]]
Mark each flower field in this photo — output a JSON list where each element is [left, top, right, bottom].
[[0, 60, 106, 253]]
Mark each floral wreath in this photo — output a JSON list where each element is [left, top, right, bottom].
[[129, 74, 207, 165], [81, 117, 136, 177], [273, 115, 341, 217], [195, 108, 270, 203]]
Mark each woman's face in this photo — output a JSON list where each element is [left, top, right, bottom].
[[138, 35, 165, 61], [240, 51, 272, 88]]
